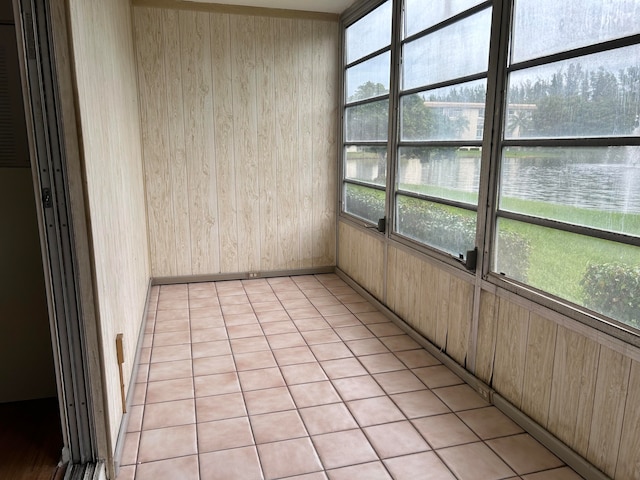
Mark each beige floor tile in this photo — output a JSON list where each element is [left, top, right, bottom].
[[132, 383, 147, 405], [154, 320, 191, 334], [487, 433, 563, 475], [321, 358, 368, 379], [196, 392, 247, 422], [250, 410, 308, 444], [312, 429, 378, 469], [191, 327, 228, 343], [223, 313, 259, 326], [266, 332, 307, 349], [522, 467, 584, 480], [384, 451, 457, 480], [335, 325, 374, 341], [282, 363, 328, 385], [359, 353, 406, 374], [115, 465, 135, 480], [301, 329, 342, 345], [200, 446, 264, 480], [294, 317, 331, 331], [287, 307, 322, 320], [391, 390, 450, 419], [127, 405, 144, 432], [412, 413, 479, 448], [345, 338, 389, 356], [347, 396, 405, 426], [150, 344, 192, 363], [364, 420, 430, 458], [374, 370, 427, 394], [356, 312, 389, 324], [221, 303, 254, 316], [331, 375, 385, 401], [190, 316, 226, 330], [258, 437, 323, 479], [251, 300, 283, 312], [219, 294, 250, 305], [289, 381, 341, 408], [257, 310, 292, 323], [438, 442, 515, 480], [310, 296, 342, 307], [310, 342, 353, 361], [142, 398, 195, 430], [190, 306, 223, 319], [120, 432, 139, 466], [260, 320, 298, 335], [234, 350, 277, 371], [152, 331, 191, 347], [379, 335, 421, 352], [302, 288, 333, 299], [137, 424, 197, 463], [189, 297, 220, 309], [366, 322, 405, 337], [146, 377, 194, 404], [135, 455, 199, 480], [192, 354, 236, 376], [238, 367, 285, 391], [433, 384, 490, 411], [286, 472, 328, 480], [148, 359, 192, 382], [198, 417, 254, 453], [394, 349, 441, 368], [327, 461, 391, 480], [191, 340, 231, 358], [335, 293, 365, 303], [230, 336, 270, 354], [227, 324, 264, 339], [316, 304, 352, 316], [300, 403, 358, 435], [273, 345, 316, 365], [413, 365, 464, 388], [194, 372, 240, 397], [323, 313, 361, 328], [345, 302, 378, 314], [244, 386, 296, 415], [457, 406, 524, 439]]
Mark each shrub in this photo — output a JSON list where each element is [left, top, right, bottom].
[[581, 263, 640, 329], [494, 229, 531, 283]]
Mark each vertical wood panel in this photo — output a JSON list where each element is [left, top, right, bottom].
[[386, 244, 398, 312], [521, 312, 557, 427], [163, 9, 191, 275], [435, 269, 451, 349], [230, 14, 260, 271], [180, 10, 219, 274], [446, 277, 472, 366], [547, 326, 598, 456], [255, 16, 278, 271], [616, 360, 640, 480], [210, 12, 239, 273], [475, 290, 497, 384], [418, 260, 437, 343], [586, 347, 631, 477], [492, 297, 529, 408]]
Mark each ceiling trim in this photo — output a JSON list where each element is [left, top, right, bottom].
[[132, 0, 339, 21]]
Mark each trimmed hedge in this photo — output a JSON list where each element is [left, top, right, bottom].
[[581, 263, 640, 329]]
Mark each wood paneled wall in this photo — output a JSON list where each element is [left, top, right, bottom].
[[133, 5, 339, 277], [337, 219, 640, 479], [68, 0, 151, 457]]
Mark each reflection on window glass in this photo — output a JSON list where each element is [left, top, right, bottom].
[[506, 45, 640, 139], [398, 147, 480, 205], [345, 146, 387, 187], [499, 147, 640, 237], [346, 0, 392, 64], [404, 0, 484, 38], [346, 100, 389, 142], [495, 218, 640, 329], [396, 196, 476, 258], [346, 52, 391, 102], [345, 183, 385, 223], [403, 7, 491, 90], [511, 0, 640, 64], [401, 80, 487, 141]]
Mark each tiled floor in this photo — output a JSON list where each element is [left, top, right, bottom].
[[117, 274, 584, 480]]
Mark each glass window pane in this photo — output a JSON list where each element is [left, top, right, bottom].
[[396, 196, 476, 257], [346, 52, 391, 103], [346, 0, 392, 64], [345, 146, 387, 187], [499, 147, 640, 237], [511, 0, 640, 65], [398, 147, 480, 205], [345, 183, 386, 223], [403, 7, 491, 90], [346, 99, 389, 142], [404, 0, 484, 38], [494, 218, 640, 330], [401, 80, 487, 141], [505, 45, 640, 139]]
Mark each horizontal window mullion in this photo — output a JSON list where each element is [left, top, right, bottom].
[[400, 72, 488, 97], [508, 33, 640, 73], [497, 209, 640, 247], [402, 2, 492, 44], [399, 140, 483, 148], [344, 178, 387, 192], [502, 137, 640, 148], [397, 190, 478, 212], [345, 45, 391, 70], [344, 94, 390, 109]]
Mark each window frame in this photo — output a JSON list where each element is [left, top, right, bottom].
[[339, 0, 640, 345]]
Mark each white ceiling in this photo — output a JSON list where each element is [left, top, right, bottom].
[[183, 0, 357, 14]]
